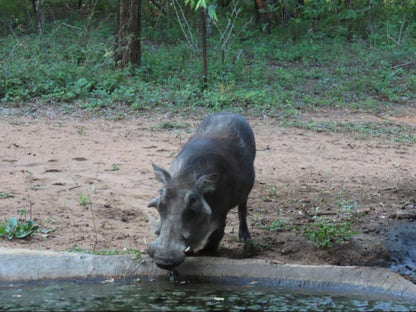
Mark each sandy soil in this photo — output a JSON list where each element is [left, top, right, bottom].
[[1, 106, 415, 279]]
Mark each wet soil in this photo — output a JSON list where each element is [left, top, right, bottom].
[[1, 105, 415, 281]]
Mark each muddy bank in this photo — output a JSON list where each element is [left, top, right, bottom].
[[385, 220, 416, 281]]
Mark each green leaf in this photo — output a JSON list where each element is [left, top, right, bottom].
[[0, 223, 6, 236], [0, 192, 13, 199], [15, 225, 39, 238], [207, 4, 217, 21], [197, 0, 207, 9], [7, 217, 18, 231], [0, 216, 39, 240]]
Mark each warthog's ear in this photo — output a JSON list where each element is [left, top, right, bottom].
[[195, 173, 217, 193], [152, 163, 171, 184], [147, 197, 159, 208]]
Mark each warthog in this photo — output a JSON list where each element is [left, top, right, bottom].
[[147, 112, 256, 270]]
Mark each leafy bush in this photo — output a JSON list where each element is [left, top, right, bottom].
[[0, 211, 39, 240]]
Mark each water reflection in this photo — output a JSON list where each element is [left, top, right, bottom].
[[1, 279, 415, 311]]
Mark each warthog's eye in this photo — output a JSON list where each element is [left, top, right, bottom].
[[158, 201, 167, 212], [182, 208, 196, 222], [186, 191, 198, 208]]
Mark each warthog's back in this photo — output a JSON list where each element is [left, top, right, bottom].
[[169, 113, 256, 178], [194, 112, 256, 160]]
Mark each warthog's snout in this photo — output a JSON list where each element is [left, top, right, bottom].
[[147, 240, 187, 270]]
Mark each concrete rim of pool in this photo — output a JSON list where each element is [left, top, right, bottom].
[[1, 247, 415, 301]]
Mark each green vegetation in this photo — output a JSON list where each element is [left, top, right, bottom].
[[303, 198, 361, 249], [104, 163, 120, 172], [261, 186, 279, 202], [0, 210, 39, 240], [2, 30, 414, 114], [304, 217, 357, 249], [152, 121, 190, 131], [335, 199, 362, 219], [0, 1, 415, 118], [264, 219, 293, 232], [284, 120, 416, 143], [0, 192, 13, 199], [66, 246, 141, 256], [256, 191, 362, 249], [78, 193, 90, 206]]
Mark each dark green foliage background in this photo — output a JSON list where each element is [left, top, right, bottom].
[[0, 0, 415, 114]]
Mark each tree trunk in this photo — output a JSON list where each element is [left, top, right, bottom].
[[253, 0, 273, 33], [32, 0, 45, 36], [200, 6, 208, 90], [254, 0, 265, 25], [114, 0, 142, 68]]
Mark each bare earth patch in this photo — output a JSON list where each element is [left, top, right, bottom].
[[1, 108, 415, 280]]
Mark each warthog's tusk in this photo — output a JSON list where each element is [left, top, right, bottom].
[[184, 246, 191, 253]]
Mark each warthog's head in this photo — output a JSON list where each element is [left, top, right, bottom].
[[147, 164, 217, 270]]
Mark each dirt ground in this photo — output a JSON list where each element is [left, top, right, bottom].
[[1, 105, 416, 280]]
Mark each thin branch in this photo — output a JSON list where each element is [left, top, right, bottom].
[[85, 0, 100, 30], [149, 0, 167, 15], [391, 61, 415, 70], [8, 22, 20, 42], [88, 165, 100, 251], [172, 0, 198, 54], [214, 0, 253, 57], [67, 163, 99, 251], [27, 192, 33, 221], [62, 22, 82, 31], [68, 164, 80, 189]]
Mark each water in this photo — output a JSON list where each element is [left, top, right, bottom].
[[1, 279, 415, 311]]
